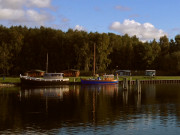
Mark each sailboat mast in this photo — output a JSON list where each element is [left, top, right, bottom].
[[94, 43, 96, 76], [46, 53, 48, 73]]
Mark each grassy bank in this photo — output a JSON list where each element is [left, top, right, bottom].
[[0, 77, 20, 84], [1, 76, 180, 84]]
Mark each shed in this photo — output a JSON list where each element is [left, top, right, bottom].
[[62, 69, 80, 77], [115, 70, 131, 76], [145, 70, 156, 76], [25, 70, 45, 77]]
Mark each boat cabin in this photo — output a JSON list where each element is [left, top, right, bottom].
[[43, 73, 64, 79], [25, 70, 45, 77], [145, 70, 156, 76], [103, 74, 115, 81]]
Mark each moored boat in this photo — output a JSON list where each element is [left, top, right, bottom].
[[80, 44, 118, 85], [81, 74, 118, 84], [20, 73, 69, 86]]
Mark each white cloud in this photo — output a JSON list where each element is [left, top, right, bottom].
[[0, 8, 24, 20], [28, 0, 51, 8], [74, 25, 86, 31], [0, 0, 53, 26], [26, 10, 50, 25], [109, 19, 167, 42], [0, 0, 25, 9]]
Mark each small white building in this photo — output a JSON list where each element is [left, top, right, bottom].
[[145, 70, 156, 76], [115, 70, 131, 76]]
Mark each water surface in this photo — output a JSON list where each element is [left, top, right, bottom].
[[0, 84, 180, 134]]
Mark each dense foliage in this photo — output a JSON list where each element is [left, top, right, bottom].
[[0, 25, 180, 76]]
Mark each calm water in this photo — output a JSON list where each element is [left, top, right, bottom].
[[1, 84, 180, 135]]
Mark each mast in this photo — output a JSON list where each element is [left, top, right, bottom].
[[46, 53, 48, 73], [93, 43, 96, 76]]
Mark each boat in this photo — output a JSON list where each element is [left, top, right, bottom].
[[81, 74, 118, 84], [81, 44, 118, 84], [20, 53, 70, 86], [20, 73, 69, 86]]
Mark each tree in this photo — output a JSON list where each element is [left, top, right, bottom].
[[8, 27, 24, 74], [160, 35, 169, 56], [94, 33, 112, 72], [169, 39, 176, 54], [0, 42, 12, 75], [108, 33, 122, 70], [72, 30, 90, 71], [133, 42, 153, 69], [150, 39, 161, 69]]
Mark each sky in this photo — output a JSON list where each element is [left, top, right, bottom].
[[0, 0, 180, 42]]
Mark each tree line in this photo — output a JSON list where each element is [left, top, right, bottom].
[[0, 25, 180, 76]]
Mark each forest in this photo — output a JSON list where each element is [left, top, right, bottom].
[[0, 25, 180, 76]]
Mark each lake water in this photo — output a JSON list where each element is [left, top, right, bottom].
[[1, 84, 180, 135]]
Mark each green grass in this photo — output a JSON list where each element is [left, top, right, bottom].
[[68, 76, 93, 82], [1, 76, 180, 84], [0, 77, 20, 83], [64, 76, 180, 82]]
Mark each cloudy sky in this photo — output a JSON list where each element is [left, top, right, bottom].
[[0, 0, 180, 42]]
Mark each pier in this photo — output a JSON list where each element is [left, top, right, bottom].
[[119, 79, 180, 85]]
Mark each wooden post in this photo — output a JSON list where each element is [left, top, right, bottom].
[[123, 78, 128, 89], [126, 78, 128, 89], [137, 91, 141, 107], [123, 78, 125, 89], [129, 77, 132, 85], [136, 79, 141, 94]]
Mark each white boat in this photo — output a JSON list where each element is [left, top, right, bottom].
[[20, 73, 69, 86]]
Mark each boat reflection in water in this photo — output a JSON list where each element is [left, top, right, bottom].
[[80, 84, 141, 107], [80, 84, 119, 124], [19, 85, 81, 114], [81, 84, 119, 95], [20, 85, 70, 100]]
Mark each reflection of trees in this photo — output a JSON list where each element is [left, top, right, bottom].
[[140, 84, 180, 127], [0, 87, 23, 131], [2, 84, 180, 132]]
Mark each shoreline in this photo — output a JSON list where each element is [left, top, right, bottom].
[[2, 76, 180, 87], [1, 79, 180, 88], [0, 82, 18, 87]]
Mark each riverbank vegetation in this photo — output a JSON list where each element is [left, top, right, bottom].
[[0, 25, 180, 76]]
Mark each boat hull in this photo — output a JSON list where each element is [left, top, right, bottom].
[[81, 79, 118, 84], [20, 76, 69, 87]]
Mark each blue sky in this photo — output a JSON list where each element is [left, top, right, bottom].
[[0, 0, 180, 41]]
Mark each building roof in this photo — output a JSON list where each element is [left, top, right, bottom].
[[62, 69, 80, 72], [27, 69, 45, 73], [145, 70, 156, 72], [115, 70, 131, 72]]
